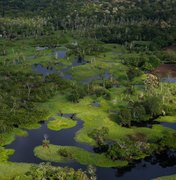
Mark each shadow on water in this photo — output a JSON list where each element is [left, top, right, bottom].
[[133, 121, 176, 131], [97, 157, 176, 180], [131, 115, 176, 130], [97, 149, 176, 180]]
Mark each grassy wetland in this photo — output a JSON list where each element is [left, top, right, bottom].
[[0, 0, 176, 179]]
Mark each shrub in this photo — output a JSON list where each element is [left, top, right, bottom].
[[58, 148, 73, 159], [106, 139, 151, 161], [88, 127, 109, 146], [15, 163, 89, 180]]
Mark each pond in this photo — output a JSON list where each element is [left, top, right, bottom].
[[48, 50, 67, 59], [55, 51, 67, 59], [32, 61, 111, 84], [32, 64, 57, 77], [6, 114, 176, 180]]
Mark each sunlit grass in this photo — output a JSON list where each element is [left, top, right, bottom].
[[48, 116, 77, 131], [0, 128, 27, 146], [34, 144, 128, 167], [0, 162, 31, 180]]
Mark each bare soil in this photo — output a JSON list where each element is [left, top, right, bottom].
[[152, 64, 176, 77]]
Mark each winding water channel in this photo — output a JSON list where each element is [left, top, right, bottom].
[[6, 113, 176, 180]]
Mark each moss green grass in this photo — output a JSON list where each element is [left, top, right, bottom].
[[47, 116, 77, 131], [0, 162, 31, 180], [34, 144, 128, 167], [157, 116, 176, 123], [0, 128, 27, 146], [0, 148, 15, 162], [40, 92, 174, 146]]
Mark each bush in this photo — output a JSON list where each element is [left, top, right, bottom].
[[67, 86, 87, 103], [88, 127, 109, 146], [123, 54, 161, 71], [90, 85, 111, 99], [106, 139, 151, 161], [142, 95, 163, 117], [58, 148, 73, 159], [127, 67, 142, 81], [15, 163, 89, 180], [118, 108, 132, 127]]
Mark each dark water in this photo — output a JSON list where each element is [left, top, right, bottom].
[[32, 64, 57, 77], [97, 159, 176, 180], [6, 114, 92, 167], [5, 113, 176, 180], [160, 122, 176, 130], [132, 120, 176, 131], [31, 49, 113, 84], [32, 60, 111, 84], [55, 51, 67, 59]]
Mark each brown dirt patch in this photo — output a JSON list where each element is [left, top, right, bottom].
[[152, 64, 176, 77]]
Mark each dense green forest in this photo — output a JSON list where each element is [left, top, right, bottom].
[[1, 0, 176, 47], [0, 0, 176, 180]]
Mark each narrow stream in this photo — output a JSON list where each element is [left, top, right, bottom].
[[6, 114, 92, 169]]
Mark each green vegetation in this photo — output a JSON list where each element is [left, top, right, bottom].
[[34, 145, 128, 168], [88, 126, 109, 146], [0, 163, 31, 179], [157, 116, 176, 123], [1, 0, 176, 48], [14, 163, 89, 180], [48, 116, 77, 131], [0, 162, 89, 180], [40, 92, 176, 148], [0, 128, 27, 146], [156, 175, 176, 180], [106, 138, 151, 161], [0, 0, 176, 178], [0, 148, 14, 162]]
